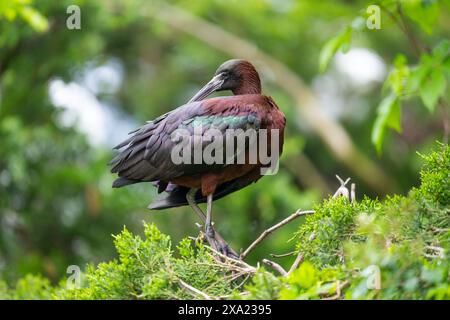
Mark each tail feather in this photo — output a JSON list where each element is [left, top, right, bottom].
[[148, 186, 190, 210], [112, 177, 139, 188], [148, 172, 261, 210]]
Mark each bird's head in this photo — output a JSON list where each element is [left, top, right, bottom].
[[189, 59, 261, 102]]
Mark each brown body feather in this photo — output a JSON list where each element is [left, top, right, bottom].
[[110, 60, 285, 209]]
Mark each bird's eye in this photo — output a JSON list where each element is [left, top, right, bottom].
[[220, 71, 230, 79]]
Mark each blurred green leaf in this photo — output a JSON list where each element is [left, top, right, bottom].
[[18, 6, 48, 32], [420, 69, 446, 112], [403, 0, 440, 35], [0, 0, 49, 32], [407, 65, 428, 93], [372, 93, 401, 154], [385, 54, 410, 95], [319, 26, 352, 73], [432, 39, 450, 61]]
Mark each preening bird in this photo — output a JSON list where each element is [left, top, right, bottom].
[[110, 59, 285, 258]]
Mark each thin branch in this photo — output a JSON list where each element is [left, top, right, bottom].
[[321, 280, 350, 300], [378, 2, 408, 33], [350, 183, 356, 203], [285, 231, 317, 276], [287, 252, 304, 275], [235, 274, 251, 290], [262, 259, 287, 276], [270, 251, 296, 258], [217, 291, 250, 300], [431, 227, 450, 234], [203, 244, 257, 272], [396, 2, 428, 56], [379, 1, 427, 58], [178, 279, 212, 300], [240, 210, 315, 259], [424, 245, 445, 259], [333, 175, 351, 199], [425, 245, 444, 252], [336, 175, 351, 186]]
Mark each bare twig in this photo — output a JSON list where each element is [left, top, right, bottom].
[[424, 245, 445, 259], [396, 2, 428, 56], [425, 245, 444, 253], [262, 259, 287, 276], [378, 2, 424, 58], [336, 175, 351, 186], [321, 280, 350, 300], [431, 227, 450, 234], [178, 279, 212, 300], [378, 1, 407, 32], [270, 251, 296, 258], [287, 252, 304, 275], [333, 187, 349, 199], [203, 244, 257, 272], [285, 232, 316, 276], [234, 274, 251, 291], [350, 183, 356, 202], [217, 291, 250, 300], [240, 210, 315, 259], [333, 175, 351, 200]]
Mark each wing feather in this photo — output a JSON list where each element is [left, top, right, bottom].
[[110, 96, 279, 187]]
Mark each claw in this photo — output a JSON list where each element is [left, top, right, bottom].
[[218, 242, 239, 259], [187, 189, 239, 259], [202, 225, 239, 259], [205, 223, 215, 239]]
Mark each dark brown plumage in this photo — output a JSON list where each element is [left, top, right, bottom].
[[110, 59, 285, 257]]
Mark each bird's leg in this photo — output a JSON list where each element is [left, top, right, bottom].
[[186, 189, 207, 223], [205, 194, 239, 259], [186, 189, 238, 259], [205, 194, 215, 239]]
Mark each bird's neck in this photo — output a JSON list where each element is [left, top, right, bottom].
[[233, 72, 261, 95]]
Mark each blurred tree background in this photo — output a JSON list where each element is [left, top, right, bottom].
[[0, 0, 448, 285]]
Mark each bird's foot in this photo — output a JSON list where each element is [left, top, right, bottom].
[[216, 240, 240, 260], [204, 224, 239, 260], [205, 223, 215, 239], [204, 224, 221, 253]]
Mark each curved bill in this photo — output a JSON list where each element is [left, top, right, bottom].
[[188, 74, 224, 103]]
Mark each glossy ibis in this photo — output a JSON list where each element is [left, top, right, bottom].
[[110, 59, 286, 258]]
